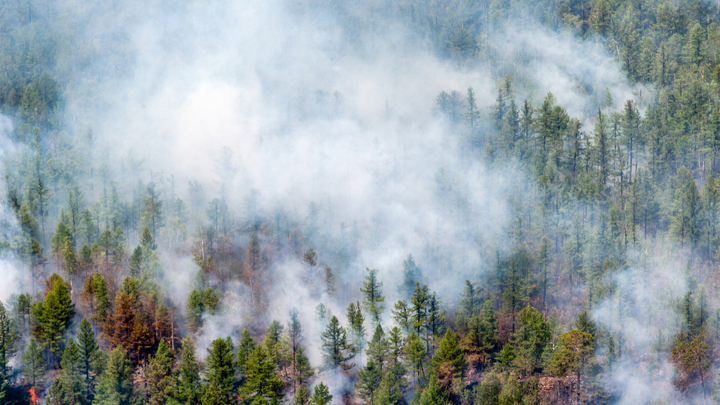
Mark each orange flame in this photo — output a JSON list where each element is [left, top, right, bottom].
[[29, 387, 37, 404]]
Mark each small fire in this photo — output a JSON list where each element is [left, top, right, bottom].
[[29, 387, 37, 404]]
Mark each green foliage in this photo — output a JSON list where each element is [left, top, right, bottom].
[[311, 382, 332, 405], [361, 268, 385, 325], [32, 274, 75, 354], [147, 340, 175, 405], [177, 338, 201, 405], [320, 316, 355, 371], [77, 319, 102, 395], [202, 337, 235, 404], [430, 329, 468, 380], [93, 346, 137, 405], [417, 374, 450, 405], [356, 359, 382, 403], [293, 385, 310, 405], [23, 338, 45, 388], [0, 301, 18, 379], [242, 344, 284, 404], [237, 329, 256, 381], [514, 306, 550, 373]]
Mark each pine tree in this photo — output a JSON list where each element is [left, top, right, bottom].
[[287, 308, 304, 392], [186, 289, 204, 333], [129, 246, 142, 277], [515, 305, 550, 373], [105, 279, 140, 349], [406, 333, 426, 381], [177, 338, 201, 405], [399, 254, 421, 299], [237, 329, 256, 382], [360, 268, 385, 325], [373, 361, 406, 405], [321, 316, 355, 370], [147, 340, 175, 405], [129, 312, 152, 363], [294, 347, 314, 387], [391, 300, 411, 333], [23, 338, 46, 388], [78, 318, 102, 395], [0, 301, 18, 380], [456, 280, 482, 328], [411, 284, 429, 336], [366, 325, 388, 371], [311, 382, 332, 405], [424, 293, 445, 353], [346, 302, 365, 351], [356, 359, 382, 403], [241, 344, 284, 404], [293, 385, 311, 405], [465, 300, 497, 365], [418, 374, 450, 405], [153, 304, 173, 347], [48, 337, 87, 405], [202, 337, 235, 404], [387, 327, 404, 363], [93, 346, 136, 405], [141, 183, 164, 242], [33, 273, 75, 354], [203, 288, 220, 315], [430, 330, 468, 381]]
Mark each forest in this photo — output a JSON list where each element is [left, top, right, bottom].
[[2, 0, 720, 404]]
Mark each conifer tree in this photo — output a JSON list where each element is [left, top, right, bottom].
[[293, 385, 310, 405], [23, 338, 46, 389], [93, 346, 136, 405], [78, 318, 102, 395], [105, 279, 140, 349], [241, 344, 284, 404], [399, 254, 421, 299], [153, 304, 173, 347], [387, 327, 404, 363], [0, 301, 18, 380], [355, 359, 382, 404], [346, 302, 365, 351], [360, 268, 385, 325], [391, 300, 411, 333], [411, 284, 429, 336], [129, 246, 142, 277], [311, 382, 332, 405], [33, 274, 75, 354], [147, 340, 175, 405], [430, 330, 468, 381], [406, 333, 425, 381], [186, 289, 204, 333], [48, 337, 87, 405], [418, 374, 450, 405], [202, 337, 235, 404], [366, 325, 388, 371], [321, 316, 355, 370], [177, 338, 201, 405], [465, 300, 497, 365], [237, 329, 256, 382], [373, 361, 406, 405], [129, 312, 152, 363], [294, 347, 314, 388]]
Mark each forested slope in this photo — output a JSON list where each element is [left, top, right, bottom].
[[1, 0, 720, 404]]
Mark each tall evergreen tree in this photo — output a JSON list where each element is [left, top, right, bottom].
[[202, 337, 235, 405], [320, 316, 355, 371], [93, 346, 137, 405], [147, 340, 175, 405], [360, 268, 385, 325]]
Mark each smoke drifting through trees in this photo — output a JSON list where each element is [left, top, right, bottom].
[[1, 0, 719, 404]]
